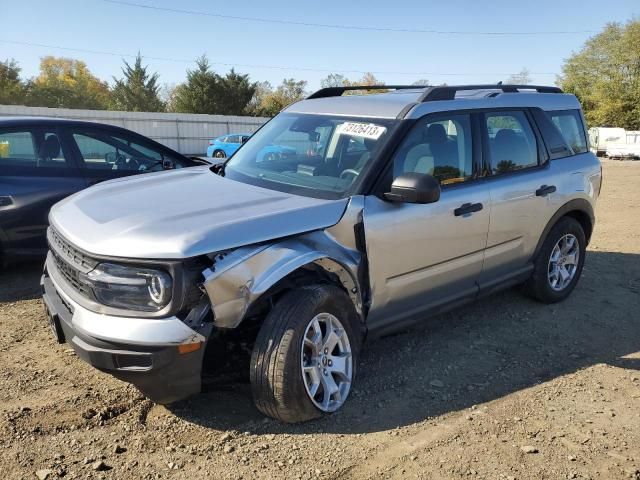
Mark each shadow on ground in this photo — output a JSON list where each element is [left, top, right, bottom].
[[2, 251, 638, 435], [169, 250, 640, 434], [0, 261, 43, 302]]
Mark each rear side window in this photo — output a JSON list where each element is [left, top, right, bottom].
[[0, 129, 70, 169], [547, 110, 588, 154], [484, 111, 538, 174]]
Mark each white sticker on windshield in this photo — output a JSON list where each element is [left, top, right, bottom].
[[339, 122, 387, 140]]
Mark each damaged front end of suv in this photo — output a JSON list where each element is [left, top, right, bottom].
[[40, 110, 384, 407]]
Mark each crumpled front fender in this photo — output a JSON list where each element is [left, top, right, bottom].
[[201, 231, 362, 329]]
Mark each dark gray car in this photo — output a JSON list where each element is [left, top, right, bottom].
[[0, 117, 202, 265]]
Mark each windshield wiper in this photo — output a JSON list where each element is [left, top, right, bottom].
[[210, 162, 226, 176]]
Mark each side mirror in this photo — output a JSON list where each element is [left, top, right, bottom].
[[384, 173, 440, 204], [162, 159, 176, 170]]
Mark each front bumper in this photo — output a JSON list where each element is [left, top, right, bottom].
[[41, 254, 211, 404]]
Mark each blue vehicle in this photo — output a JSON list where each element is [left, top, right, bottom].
[[206, 133, 251, 159], [257, 144, 298, 162]]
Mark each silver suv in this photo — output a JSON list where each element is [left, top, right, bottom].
[[42, 85, 601, 423]]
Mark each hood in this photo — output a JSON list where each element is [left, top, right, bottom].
[[50, 166, 348, 259]]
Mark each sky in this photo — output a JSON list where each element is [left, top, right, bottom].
[[2, 0, 639, 93]]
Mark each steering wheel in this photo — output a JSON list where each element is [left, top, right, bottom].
[[114, 155, 140, 171], [340, 169, 360, 180]]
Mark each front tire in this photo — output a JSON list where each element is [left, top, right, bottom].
[[524, 217, 586, 303], [213, 150, 226, 159], [250, 285, 361, 423]]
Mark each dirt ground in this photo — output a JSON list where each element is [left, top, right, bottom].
[[1, 160, 639, 480]]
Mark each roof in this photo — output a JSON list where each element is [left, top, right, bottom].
[[285, 85, 581, 120], [0, 116, 127, 128]]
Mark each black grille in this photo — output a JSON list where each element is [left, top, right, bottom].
[[48, 228, 97, 273], [48, 227, 97, 298]]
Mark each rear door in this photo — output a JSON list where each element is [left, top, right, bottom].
[[479, 109, 557, 286], [0, 126, 84, 256]]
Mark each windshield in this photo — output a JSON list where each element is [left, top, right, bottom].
[[223, 113, 398, 199]]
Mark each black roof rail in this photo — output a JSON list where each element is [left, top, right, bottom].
[[306, 85, 420, 99], [418, 84, 563, 102]]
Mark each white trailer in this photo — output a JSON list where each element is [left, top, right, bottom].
[[589, 127, 627, 155]]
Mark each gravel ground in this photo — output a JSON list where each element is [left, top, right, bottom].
[[1, 160, 639, 480]]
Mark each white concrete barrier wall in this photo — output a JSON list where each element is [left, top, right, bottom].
[[0, 105, 269, 155]]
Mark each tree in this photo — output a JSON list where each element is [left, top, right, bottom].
[[320, 73, 348, 88], [171, 56, 220, 114], [506, 68, 532, 84], [318, 72, 385, 94], [412, 79, 430, 86], [246, 81, 273, 116], [253, 78, 307, 117], [171, 56, 256, 115], [110, 54, 164, 112], [559, 20, 640, 130], [0, 59, 26, 105], [25, 56, 110, 109], [217, 68, 256, 115]]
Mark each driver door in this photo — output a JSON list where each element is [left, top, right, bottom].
[[364, 112, 490, 333], [66, 127, 140, 186]]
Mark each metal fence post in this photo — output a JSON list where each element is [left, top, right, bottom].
[[176, 119, 182, 153]]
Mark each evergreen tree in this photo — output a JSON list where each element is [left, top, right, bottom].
[[110, 54, 164, 112], [171, 55, 220, 113], [217, 68, 256, 115], [171, 57, 256, 115]]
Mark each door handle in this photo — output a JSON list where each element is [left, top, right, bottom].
[[454, 202, 483, 216], [535, 185, 556, 197]]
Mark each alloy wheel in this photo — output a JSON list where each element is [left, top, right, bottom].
[[300, 313, 353, 412], [547, 234, 580, 291]]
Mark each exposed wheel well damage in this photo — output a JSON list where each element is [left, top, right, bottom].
[[200, 232, 363, 332]]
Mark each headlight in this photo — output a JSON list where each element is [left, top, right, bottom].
[[80, 263, 173, 312]]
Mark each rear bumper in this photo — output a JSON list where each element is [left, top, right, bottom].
[[41, 256, 211, 404]]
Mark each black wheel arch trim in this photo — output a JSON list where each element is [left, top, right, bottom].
[[531, 199, 595, 261]]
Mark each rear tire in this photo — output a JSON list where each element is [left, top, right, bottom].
[[213, 150, 226, 159], [250, 285, 361, 423], [524, 217, 586, 304]]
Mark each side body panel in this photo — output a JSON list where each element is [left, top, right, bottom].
[[363, 183, 490, 333], [481, 154, 601, 288]]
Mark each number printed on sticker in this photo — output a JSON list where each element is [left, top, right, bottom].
[[340, 122, 387, 140]]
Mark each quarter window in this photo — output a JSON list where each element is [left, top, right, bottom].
[[547, 110, 588, 154], [485, 111, 538, 174], [393, 114, 474, 186]]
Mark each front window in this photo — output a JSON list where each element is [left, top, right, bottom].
[[72, 130, 187, 172], [223, 113, 398, 199]]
